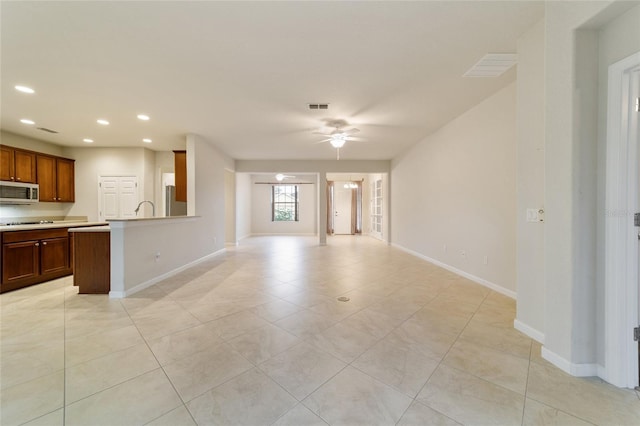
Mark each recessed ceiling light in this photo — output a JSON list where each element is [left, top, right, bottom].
[[83, 138, 94, 143], [137, 114, 150, 121], [142, 138, 152, 143], [20, 119, 35, 125], [97, 119, 109, 125], [15, 85, 35, 94]]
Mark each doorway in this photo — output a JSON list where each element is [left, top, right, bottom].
[[333, 182, 352, 235], [604, 51, 640, 388]]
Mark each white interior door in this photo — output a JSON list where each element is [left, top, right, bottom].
[[633, 70, 640, 368], [98, 176, 138, 221], [119, 177, 138, 218], [334, 183, 352, 235], [370, 178, 383, 239]]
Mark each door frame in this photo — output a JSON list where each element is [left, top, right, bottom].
[[604, 51, 640, 388]]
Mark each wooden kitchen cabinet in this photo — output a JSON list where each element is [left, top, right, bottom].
[[0, 145, 36, 183], [40, 237, 69, 275], [1, 228, 70, 293], [72, 229, 110, 294], [2, 240, 40, 284], [36, 154, 75, 202], [174, 150, 187, 202]]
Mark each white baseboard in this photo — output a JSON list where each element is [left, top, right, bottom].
[[109, 248, 226, 299], [249, 233, 317, 236], [391, 243, 516, 299], [541, 347, 601, 377], [513, 319, 545, 344]]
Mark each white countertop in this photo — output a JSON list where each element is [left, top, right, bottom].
[[0, 221, 107, 232], [68, 225, 110, 233]]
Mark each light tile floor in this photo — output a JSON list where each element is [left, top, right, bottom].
[[2, 236, 639, 425]]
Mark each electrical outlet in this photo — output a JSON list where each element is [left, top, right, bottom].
[[460, 250, 466, 259], [155, 252, 160, 262]]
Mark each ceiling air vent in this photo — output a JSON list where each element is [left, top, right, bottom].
[[308, 103, 329, 110], [37, 127, 59, 134], [464, 53, 517, 77]]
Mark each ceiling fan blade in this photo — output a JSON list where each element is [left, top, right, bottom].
[[342, 127, 360, 135]]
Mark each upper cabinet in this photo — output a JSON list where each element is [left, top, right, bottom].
[[36, 154, 75, 203], [0, 146, 37, 183], [174, 150, 187, 202]]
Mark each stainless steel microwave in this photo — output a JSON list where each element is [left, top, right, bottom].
[[0, 181, 39, 204]]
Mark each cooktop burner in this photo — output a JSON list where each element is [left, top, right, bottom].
[[4, 220, 54, 226]]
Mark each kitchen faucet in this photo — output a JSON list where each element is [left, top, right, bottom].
[[134, 200, 155, 217]]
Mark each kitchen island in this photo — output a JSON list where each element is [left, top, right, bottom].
[[108, 215, 221, 298], [69, 225, 110, 294]]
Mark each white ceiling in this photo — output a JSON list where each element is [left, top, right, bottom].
[[1, 1, 544, 161]]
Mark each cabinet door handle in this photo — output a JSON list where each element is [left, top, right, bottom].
[[35, 242, 40, 247], [16, 177, 21, 181], [10, 176, 15, 180], [42, 242, 47, 246]]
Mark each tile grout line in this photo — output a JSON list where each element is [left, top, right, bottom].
[[520, 336, 534, 426], [63, 283, 67, 425], [403, 289, 494, 425], [119, 298, 197, 426]]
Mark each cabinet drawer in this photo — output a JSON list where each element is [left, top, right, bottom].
[[3, 228, 68, 244]]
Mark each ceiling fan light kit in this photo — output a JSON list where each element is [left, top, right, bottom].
[[312, 118, 362, 159], [329, 135, 347, 148]]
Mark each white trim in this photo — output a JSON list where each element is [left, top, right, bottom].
[[391, 243, 516, 299], [109, 248, 226, 298], [541, 347, 601, 377], [604, 51, 640, 388], [249, 233, 317, 236], [513, 319, 545, 344]]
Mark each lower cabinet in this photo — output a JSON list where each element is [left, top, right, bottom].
[[2, 240, 40, 283], [1, 229, 71, 293]]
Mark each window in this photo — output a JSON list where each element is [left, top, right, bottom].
[[272, 185, 299, 221]]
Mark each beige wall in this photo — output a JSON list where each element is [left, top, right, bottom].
[[540, 0, 636, 370], [391, 82, 517, 294], [515, 19, 545, 340], [250, 176, 317, 235], [235, 173, 252, 240], [225, 170, 236, 244], [65, 147, 149, 221], [1, 130, 65, 156]]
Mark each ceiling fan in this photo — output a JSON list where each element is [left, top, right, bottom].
[[313, 119, 361, 160], [275, 173, 295, 182]]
